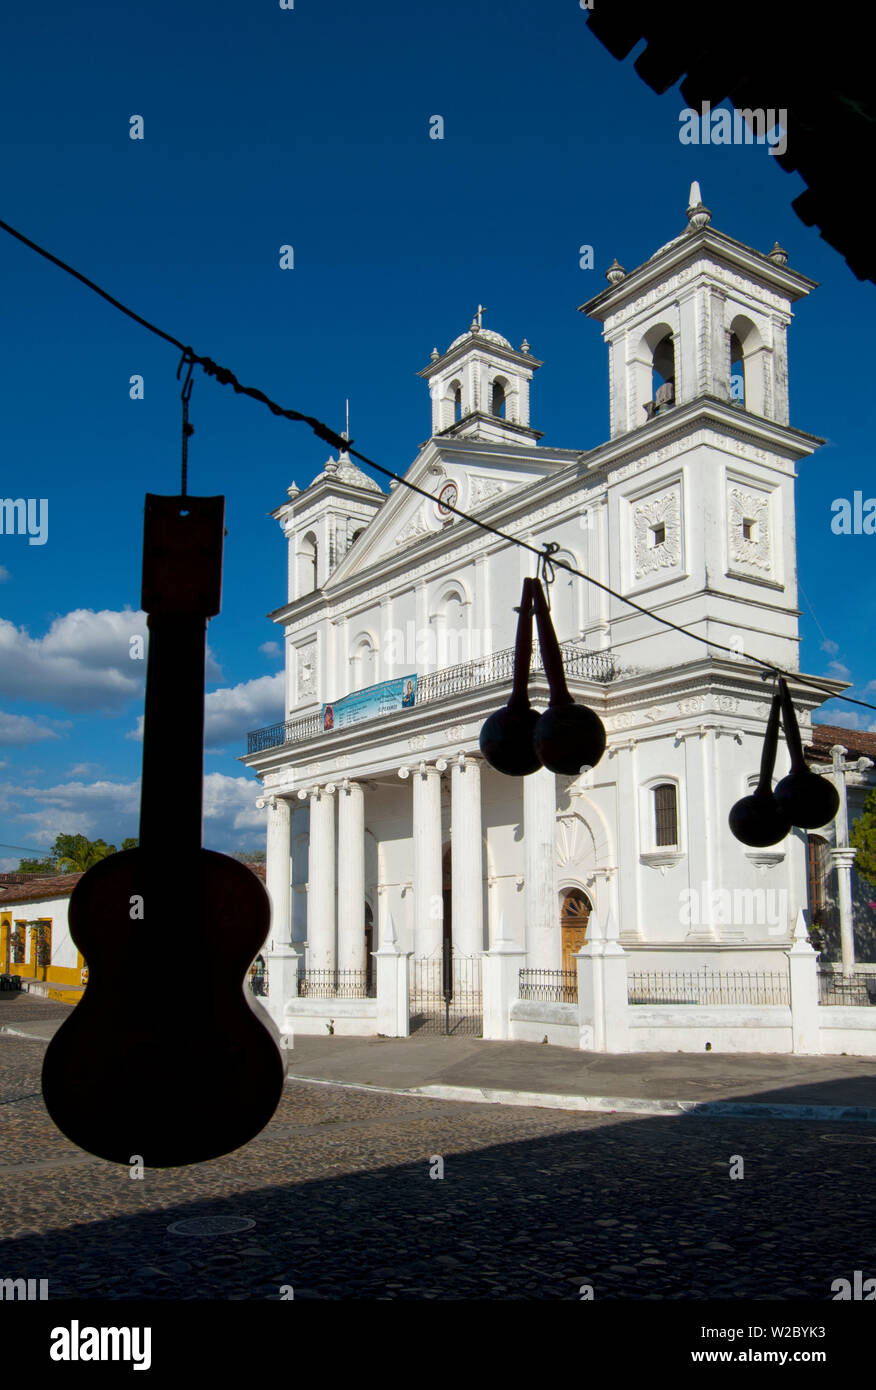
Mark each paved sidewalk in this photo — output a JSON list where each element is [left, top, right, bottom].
[[277, 1033, 876, 1121], [3, 998, 876, 1121]]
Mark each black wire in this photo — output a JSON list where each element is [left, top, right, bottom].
[[2, 214, 873, 716]]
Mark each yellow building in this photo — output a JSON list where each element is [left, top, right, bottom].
[[0, 874, 85, 1003]]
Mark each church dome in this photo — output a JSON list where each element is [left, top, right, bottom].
[[447, 326, 513, 352]]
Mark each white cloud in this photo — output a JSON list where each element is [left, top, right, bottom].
[[259, 641, 282, 659], [0, 608, 147, 713], [128, 673, 283, 748], [0, 566, 10, 583], [0, 710, 69, 747], [827, 661, 851, 680], [820, 639, 839, 656], [204, 673, 284, 746], [0, 771, 265, 853], [0, 777, 142, 843]]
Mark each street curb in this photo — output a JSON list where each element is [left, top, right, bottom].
[[283, 1073, 876, 1124]]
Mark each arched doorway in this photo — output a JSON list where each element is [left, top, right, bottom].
[[561, 888, 592, 974]]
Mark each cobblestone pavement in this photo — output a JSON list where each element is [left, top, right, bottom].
[[1, 1006, 874, 1300]]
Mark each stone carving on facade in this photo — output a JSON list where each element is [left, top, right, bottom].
[[715, 695, 739, 714], [728, 486, 771, 571], [394, 511, 432, 548], [633, 490, 682, 579], [555, 813, 596, 870], [408, 735, 427, 750], [297, 643, 317, 696], [445, 725, 466, 741], [469, 475, 509, 506], [677, 696, 705, 715]]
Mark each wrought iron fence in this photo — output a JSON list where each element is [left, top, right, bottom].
[[628, 969, 790, 1006], [519, 968, 578, 1003], [247, 641, 616, 753], [818, 972, 875, 1006], [410, 954, 483, 1035], [297, 969, 375, 999]]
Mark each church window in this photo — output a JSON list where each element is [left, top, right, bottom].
[[453, 384, 463, 421], [741, 517, 755, 542], [651, 523, 666, 547], [491, 381, 506, 418], [653, 783, 678, 847]]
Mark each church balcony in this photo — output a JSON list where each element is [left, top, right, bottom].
[[246, 641, 616, 754]]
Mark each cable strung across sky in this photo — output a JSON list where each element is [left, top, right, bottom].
[[2, 213, 871, 715]]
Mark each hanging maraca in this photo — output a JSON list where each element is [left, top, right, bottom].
[[728, 686, 792, 847], [774, 675, 840, 829], [531, 575, 606, 776], [479, 576, 542, 776]]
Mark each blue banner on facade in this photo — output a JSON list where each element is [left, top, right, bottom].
[[321, 674, 417, 732]]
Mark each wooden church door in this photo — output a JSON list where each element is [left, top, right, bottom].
[[561, 888, 592, 974]]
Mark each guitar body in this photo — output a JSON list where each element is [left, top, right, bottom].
[[41, 493, 286, 1168], [43, 847, 285, 1167]]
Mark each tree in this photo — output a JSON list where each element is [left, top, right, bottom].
[[16, 832, 138, 875], [850, 789, 876, 886]]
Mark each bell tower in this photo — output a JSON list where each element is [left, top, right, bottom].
[[417, 306, 544, 444], [577, 186, 823, 675], [583, 183, 816, 440]]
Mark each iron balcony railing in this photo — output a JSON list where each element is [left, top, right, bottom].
[[247, 640, 616, 754]]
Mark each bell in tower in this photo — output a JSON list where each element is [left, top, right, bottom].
[[579, 183, 816, 439]]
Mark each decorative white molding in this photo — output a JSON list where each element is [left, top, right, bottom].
[[728, 486, 771, 572], [633, 490, 681, 579], [639, 850, 684, 874]]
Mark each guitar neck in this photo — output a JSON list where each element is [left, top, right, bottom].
[[139, 614, 208, 855]]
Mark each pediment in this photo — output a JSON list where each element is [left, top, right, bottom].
[[324, 440, 550, 587]]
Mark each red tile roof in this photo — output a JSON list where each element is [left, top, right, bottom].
[[807, 723, 876, 763]]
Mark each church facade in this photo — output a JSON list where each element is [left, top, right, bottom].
[[243, 187, 860, 1046]]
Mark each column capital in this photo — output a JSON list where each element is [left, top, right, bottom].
[[256, 793, 291, 811]]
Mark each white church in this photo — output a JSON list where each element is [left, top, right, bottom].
[[242, 186, 876, 1055]]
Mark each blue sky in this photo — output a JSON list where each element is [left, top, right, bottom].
[[1, 0, 874, 864]]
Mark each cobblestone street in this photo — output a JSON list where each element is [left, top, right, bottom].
[[1, 1000, 874, 1301]]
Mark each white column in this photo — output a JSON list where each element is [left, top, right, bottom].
[[307, 785, 336, 972], [338, 780, 366, 974], [403, 762, 444, 958], [524, 765, 560, 970], [257, 794, 292, 948], [451, 754, 484, 956]]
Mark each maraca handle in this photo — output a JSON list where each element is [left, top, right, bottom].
[[757, 689, 783, 795], [532, 578, 572, 708], [778, 677, 806, 772], [509, 577, 535, 709]]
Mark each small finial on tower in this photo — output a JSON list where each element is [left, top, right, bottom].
[[520, 338, 530, 353], [470, 303, 487, 331], [767, 241, 788, 266], [430, 346, 439, 361], [605, 257, 626, 284], [686, 181, 711, 231]]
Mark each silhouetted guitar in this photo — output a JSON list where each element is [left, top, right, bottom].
[[42, 495, 286, 1166]]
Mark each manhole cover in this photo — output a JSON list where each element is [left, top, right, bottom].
[[819, 1133, 876, 1144], [167, 1216, 256, 1237]]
